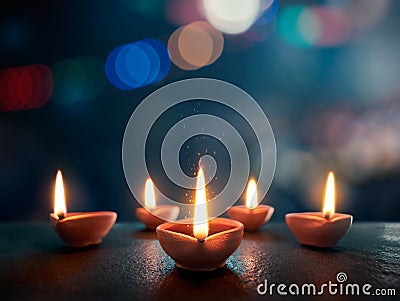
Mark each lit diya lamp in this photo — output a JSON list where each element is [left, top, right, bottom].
[[135, 178, 180, 230], [50, 170, 117, 248], [227, 179, 274, 231], [285, 171, 353, 248], [156, 167, 244, 271]]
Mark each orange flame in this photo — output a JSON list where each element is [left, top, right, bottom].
[[145, 178, 156, 210], [246, 179, 257, 210], [322, 171, 335, 219], [54, 170, 67, 218], [193, 167, 209, 240]]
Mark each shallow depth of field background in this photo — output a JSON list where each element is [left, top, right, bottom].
[[1, 0, 399, 221]]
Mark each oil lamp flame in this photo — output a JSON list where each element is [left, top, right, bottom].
[[145, 178, 156, 210], [323, 171, 335, 219], [246, 179, 258, 210], [54, 170, 67, 219], [193, 167, 209, 241]]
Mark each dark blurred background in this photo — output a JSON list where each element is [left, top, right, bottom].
[[1, 0, 399, 222]]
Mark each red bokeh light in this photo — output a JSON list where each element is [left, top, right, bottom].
[[0, 64, 53, 112]]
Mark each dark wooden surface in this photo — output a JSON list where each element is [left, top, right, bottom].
[[0, 222, 399, 301]]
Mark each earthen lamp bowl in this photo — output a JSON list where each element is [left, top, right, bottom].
[[227, 205, 274, 231], [50, 211, 117, 248], [156, 217, 244, 271], [285, 212, 353, 248], [135, 205, 180, 230]]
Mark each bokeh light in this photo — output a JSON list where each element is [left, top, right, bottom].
[[168, 21, 224, 70], [277, 2, 389, 48], [168, 26, 197, 71], [115, 43, 151, 88], [142, 39, 171, 83], [179, 23, 213, 67], [106, 39, 170, 90], [337, 105, 400, 181], [278, 5, 352, 47], [0, 64, 53, 112], [203, 0, 261, 35], [253, 0, 279, 29], [339, 0, 391, 33], [277, 5, 311, 48], [165, 0, 205, 26], [294, 6, 352, 47], [225, 0, 278, 50], [299, 101, 400, 184], [120, 0, 165, 18], [52, 56, 105, 105], [52, 59, 87, 104], [105, 46, 132, 90], [309, 6, 351, 46]]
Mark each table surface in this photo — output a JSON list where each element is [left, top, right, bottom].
[[0, 222, 399, 301]]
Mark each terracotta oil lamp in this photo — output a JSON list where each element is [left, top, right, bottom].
[[227, 179, 274, 231], [286, 171, 353, 248], [135, 178, 180, 230], [50, 170, 117, 248], [156, 167, 244, 271]]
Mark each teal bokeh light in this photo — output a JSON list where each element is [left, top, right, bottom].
[[277, 5, 310, 48], [51, 56, 106, 105]]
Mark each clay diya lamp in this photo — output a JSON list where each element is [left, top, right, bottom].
[[156, 167, 244, 271], [227, 179, 274, 231], [50, 170, 117, 248], [135, 178, 180, 230], [286, 171, 353, 248]]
